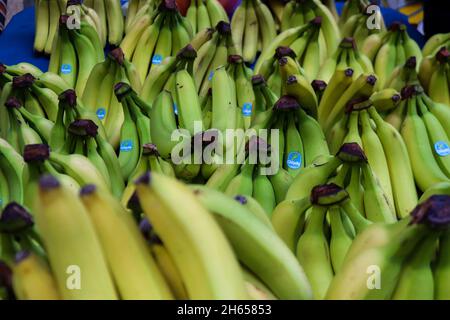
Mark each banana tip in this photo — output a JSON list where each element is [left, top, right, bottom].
[[80, 184, 97, 197], [135, 172, 152, 186], [39, 175, 61, 191]]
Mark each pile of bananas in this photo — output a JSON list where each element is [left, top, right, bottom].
[[0, 0, 450, 301]]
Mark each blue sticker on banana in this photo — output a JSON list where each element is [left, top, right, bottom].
[[287, 152, 302, 169], [173, 103, 178, 115], [61, 64, 72, 74], [120, 140, 133, 152], [208, 71, 214, 81], [152, 54, 163, 65], [96, 108, 106, 120], [242, 103, 253, 117], [435, 141, 450, 157]]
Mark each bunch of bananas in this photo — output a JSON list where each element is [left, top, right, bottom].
[[422, 32, 450, 57], [275, 168, 450, 300], [317, 37, 373, 83], [326, 100, 418, 219], [33, 0, 68, 55], [419, 47, 450, 105], [338, 0, 370, 25], [193, 22, 236, 97], [83, 0, 125, 46], [82, 47, 141, 147], [340, 4, 385, 49], [185, 0, 229, 35], [383, 86, 450, 192], [318, 68, 377, 133], [257, 19, 327, 84], [121, 0, 193, 82], [326, 195, 450, 300], [48, 15, 104, 96], [279, 0, 340, 53], [255, 15, 341, 81], [362, 22, 422, 89], [125, 0, 154, 31], [231, 0, 277, 63], [385, 55, 419, 90]]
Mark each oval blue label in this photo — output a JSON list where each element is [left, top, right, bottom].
[[152, 54, 163, 65], [242, 103, 253, 117], [120, 140, 133, 152], [61, 64, 72, 74], [96, 108, 106, 120], [208, 71, 214, 81], [435, 141, 450, 156], [173, 103, 178, 115], [287, 152, 302, 169]]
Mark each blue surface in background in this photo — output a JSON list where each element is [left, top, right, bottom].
[[0, 3, 425, 72]]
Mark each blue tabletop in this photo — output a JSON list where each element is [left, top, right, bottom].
[[0, 3, 425, 72]]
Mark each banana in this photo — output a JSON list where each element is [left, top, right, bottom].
[[48, 150, 109, 192], [417, 96, 450, 177], [234, 195, 273, 229], [34, 0, 50, 54], [297, 108, 329, 166], [0, 138, 27, 204], [423, 32, 450, 57], [325, 211, 435, 299], [283, 74, 318, 118], [324, 73, 377, 133], [391, 232, 439, 300], [368, 106, 417, 218], [57, 16, 78, 88], [271, 196, 310, 252], [435, 229, 450, 300], [190, 27, 214, 51], [231, 0, 247, 56], [285, 154, 342, 200], [284, 115, 304, 177], [45, 0, 61, 55], [186, 0, 198, 35], [206, 0, 229, 27], [121, 14, 152, 59], [374, 29, 397, 89], [114, 84, 140, 181], [150, 90, 179, 159], [193, 185, 313, 300], [400, 96, 449, 191], [359, 109, 394, 208], [34, 175, 118, 300], [70, 30, 102, 96], [252, 171, 277, 217], [136, 172, 249, 299], [253, 0, 276, 54], [104, 0, 125, 46], [360, 162, 396, 223], [329, 206, 353, 273], [428, 63, 450, 106], [141, 57, 177, 105], [296, 185, 338, 300], [80, 185, 173, 300], [318, 68, 354, 126], [12, 251, 61, 300], [176, 69, 204, 136], [147, 233, 189, 300]]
